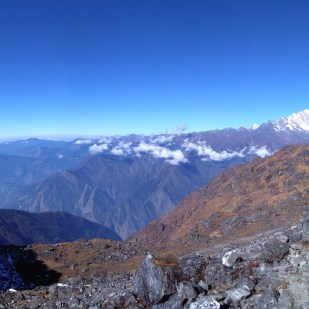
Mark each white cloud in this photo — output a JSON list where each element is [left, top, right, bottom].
[[134, 142, 158, 153], [89, 143, 109, 154], [166, 150, 188, 165], [58, 154, 64, 159], [120, 141, 132, 150], [111, 148, 124, 156], [110, 142, 132, 156], [183, 140, 245, 161], [75, 139, 93, 144], [98, 137, 112, 144], [249, 146, 272, 158], [134, 142, 188, 165], [150, 135, 174, 144]]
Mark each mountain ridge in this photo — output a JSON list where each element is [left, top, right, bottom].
[[11, 155, 247, 239], [0, 209, 121, 245], [131, 144, 309, 248]]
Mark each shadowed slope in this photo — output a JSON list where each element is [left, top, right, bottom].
[[0, 210, 121, 245]]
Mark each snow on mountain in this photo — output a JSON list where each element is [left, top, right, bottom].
[[82, 109, 309, 163], [272, 109, 309, 132]]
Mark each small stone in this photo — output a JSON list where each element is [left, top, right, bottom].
[[177, 281, 199, 300], [198, 280, 208, 291], [225, 285, 251, 303]]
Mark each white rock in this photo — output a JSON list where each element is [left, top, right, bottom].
[[189, 297, 220, 309], [222, 250, 240, 268]]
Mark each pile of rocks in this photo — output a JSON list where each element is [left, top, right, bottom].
[[132, 218, 309, 308], [1, 217, 309, 308]]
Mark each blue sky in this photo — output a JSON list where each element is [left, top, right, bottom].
[[0, 0, 308, 138]]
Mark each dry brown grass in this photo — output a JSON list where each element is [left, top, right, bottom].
[[279, 281, 289, 289], [154, 257, 180, 268]]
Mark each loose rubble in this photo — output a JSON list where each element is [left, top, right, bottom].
[[1, 217, 309, 308]]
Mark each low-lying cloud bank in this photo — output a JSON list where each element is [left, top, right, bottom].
[[182, 140, 246, 161], [75, 139, 93, 145], [248, 145, 272, 158], [134, 142, 188, 165], [111, 142, 132, 156], [87, 135, 273, 164], [88, 138, 187, 165], [89, 143, 109, 154]]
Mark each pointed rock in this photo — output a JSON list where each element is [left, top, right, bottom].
[[133, 253, 177, 305]]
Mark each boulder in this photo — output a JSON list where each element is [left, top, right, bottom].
[[179, 254, 206, 279], [225, 285, 251, 303], [224, 277, 256, 304], [222, 250, 241, 268], [262, 236, 290, 263], [287, 225, 303, 243], [240, 289, 279, 309], [203, 258, 233, 290], [133, 253, 177, 305], [152, 293, 184, 309], [302, 217, 309, 242], [177, 281, 200, 300]]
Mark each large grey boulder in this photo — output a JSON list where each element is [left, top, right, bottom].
[[240, 289, 279, 309], [153, 281, 206, 308], [262, 235, 290, 263], [179, 254, 206, 279], [203, 258, 234, 290], [133, 253, 177, 305]]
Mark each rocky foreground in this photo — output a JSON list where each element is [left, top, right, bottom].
[[0, 215, 309, 308]]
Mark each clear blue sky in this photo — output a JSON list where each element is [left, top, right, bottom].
[[0, 0, 308, 137]]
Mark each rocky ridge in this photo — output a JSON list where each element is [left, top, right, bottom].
[[1, 216, 309, 308]]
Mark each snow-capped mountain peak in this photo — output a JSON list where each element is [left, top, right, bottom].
[[251, 123, 259, 130], [272, 109, 309, 132]]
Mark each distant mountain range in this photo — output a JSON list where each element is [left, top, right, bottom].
[[0, 209, 121, 245], [0, 109, 308, 239], [10, 155, 247, 239]]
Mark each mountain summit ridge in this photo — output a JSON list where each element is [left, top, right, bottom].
[[271, 109, 309, 132]]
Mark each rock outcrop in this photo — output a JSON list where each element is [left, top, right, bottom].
[[133, 253, 177, 305]]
